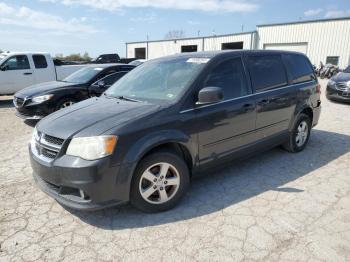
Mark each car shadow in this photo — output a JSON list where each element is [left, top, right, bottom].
[[68, 129, 350, 229], [0, 97, 14, 108]]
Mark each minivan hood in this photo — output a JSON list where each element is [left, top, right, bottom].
[[332, 72, 350, 83], [37, 96, 161, 138], [15, 81, 80, 98]]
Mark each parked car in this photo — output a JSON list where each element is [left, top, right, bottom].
[[0, 52, 88, 95], [29, 50, 321, 212], [326, 66, 350, 103], [92, 54, 121, 64], [129, 59, 146, 66], [14, 64, 135, 120]]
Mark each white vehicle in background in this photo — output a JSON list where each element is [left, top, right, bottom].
[[0, 52, 87, 95]]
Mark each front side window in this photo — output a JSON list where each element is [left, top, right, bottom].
[[63, 67, 104, 84], [106, 57, 207, 103], [2, 55, 30, 70], [203, 58, 249, 100], [247, 55, 287, 92], [33, 55, 48, 69]]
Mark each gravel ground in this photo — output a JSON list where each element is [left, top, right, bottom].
[[0, 79, 350, 261]]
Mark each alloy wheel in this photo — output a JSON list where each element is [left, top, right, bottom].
[[60, 101, 74, 109], [139, 162, 180, 204], [295, 120, 309, 147]]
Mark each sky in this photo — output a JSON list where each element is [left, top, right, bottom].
[[0, 0, 349, 58]]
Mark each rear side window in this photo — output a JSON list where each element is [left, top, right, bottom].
[[203, 58, 249, 100], [33, 55, 48, 69], [284, 54, 314, 84], [247, 55, 287, 92]]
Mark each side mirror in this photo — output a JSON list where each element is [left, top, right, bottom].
[[97, 81, 105, 88], [196, 86, 223, 105], [0, 65, 7, 71]]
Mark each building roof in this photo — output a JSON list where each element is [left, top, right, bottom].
[[257, 16, 350, 27], [126, 31, 256, 45]]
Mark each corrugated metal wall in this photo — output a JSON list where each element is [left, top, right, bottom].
[[257, 19, 350, 68], [127, 32, 255, 60], [126, 19, 350, 68]]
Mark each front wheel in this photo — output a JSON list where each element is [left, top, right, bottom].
[[56, 98, 76, 111], [283, 113, 311, 153], [130, 151, 190, 212]]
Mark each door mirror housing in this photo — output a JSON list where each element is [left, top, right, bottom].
[[97, 81, 105, 88], [196, 86, 223, 105], [0, 65, 7, 71]]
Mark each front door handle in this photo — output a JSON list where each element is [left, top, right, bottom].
[[23, 72, 32, 75]]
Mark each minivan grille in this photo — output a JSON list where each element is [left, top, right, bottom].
[[31, 131, 64, 162]]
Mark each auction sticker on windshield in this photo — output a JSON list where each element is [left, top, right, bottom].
[[186, 58, 210, 64], [94, 68, 103, 71]]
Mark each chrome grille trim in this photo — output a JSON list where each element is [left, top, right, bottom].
[[31, 132, 64, 163], [335, 82, 349, 91]]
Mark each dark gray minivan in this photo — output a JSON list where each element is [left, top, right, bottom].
[[30, 50, 321, 212]]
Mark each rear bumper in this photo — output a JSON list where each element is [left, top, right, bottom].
[[30, 147, 133, 211]]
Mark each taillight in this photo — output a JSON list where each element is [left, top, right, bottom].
[[316, 84, 321, 94]]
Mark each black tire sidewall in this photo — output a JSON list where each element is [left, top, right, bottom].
[[130, 152, 190, 213], [290, 114, 311, 152]]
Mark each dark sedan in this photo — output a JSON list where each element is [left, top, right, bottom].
[[326, 66, 350, 103], [13, 63, 135, 120]]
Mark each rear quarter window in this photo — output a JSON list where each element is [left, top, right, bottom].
[[246, 55, 288, 92], [33, 55, 48, 69], [283, 54, 315, 84]]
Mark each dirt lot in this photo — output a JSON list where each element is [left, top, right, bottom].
[[0, 79, 349, 261]]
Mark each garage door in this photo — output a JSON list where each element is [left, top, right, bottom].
[[264, 43, 308, 54]]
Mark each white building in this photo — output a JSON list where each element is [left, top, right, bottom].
[[126, 17, 350, 68]]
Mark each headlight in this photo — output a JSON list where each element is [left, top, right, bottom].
[[66, 136, 117, 160], [32, 94, 54, 103], [347, 81, 350, 88]]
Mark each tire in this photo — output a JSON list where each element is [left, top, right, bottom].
[[130, 151, 190, 213], [282, 113, 312, 153], [56, 98, 76, 111]]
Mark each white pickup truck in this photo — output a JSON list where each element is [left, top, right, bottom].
[[0, 52, 87, 95]]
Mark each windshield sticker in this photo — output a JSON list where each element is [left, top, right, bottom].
[[94, 68, 103, 71], [186, 58, 210, 64], [167, 94, 174, 98]]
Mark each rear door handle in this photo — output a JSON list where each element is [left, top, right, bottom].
[[258, 99, 270, 105], [23, 72, 32, 75], [242, 103, 255, 112]]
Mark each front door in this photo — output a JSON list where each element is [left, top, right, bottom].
[[195, 57, 256, 165], [0, 55, 34, 94]]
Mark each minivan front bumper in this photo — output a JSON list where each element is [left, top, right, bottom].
[[29, 147, 132, 211]]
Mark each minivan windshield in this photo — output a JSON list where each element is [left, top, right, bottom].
[[63, 67, 103, 84], [105, 57, 208, 102], [344, 66, 350, 73]]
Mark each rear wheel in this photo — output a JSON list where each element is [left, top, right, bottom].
[[283, 113, 311, 153], [130, 151, 190, 212]]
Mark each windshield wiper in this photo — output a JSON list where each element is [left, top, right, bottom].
[[103, 93, 141, 102], [115, 96, 141, 103]]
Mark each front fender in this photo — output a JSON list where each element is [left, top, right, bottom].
[[115, 129, 197, 200]]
